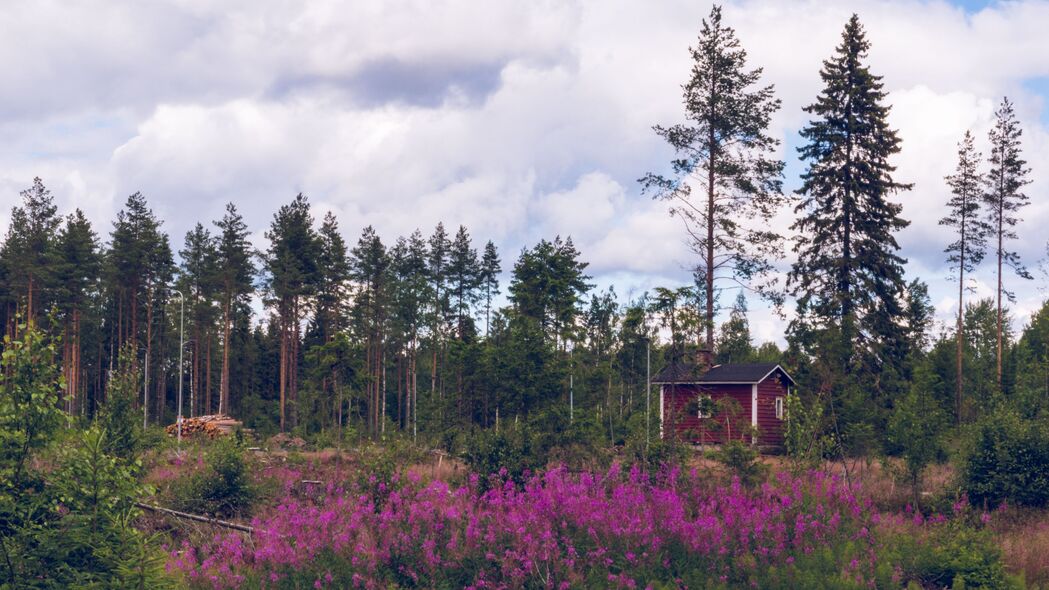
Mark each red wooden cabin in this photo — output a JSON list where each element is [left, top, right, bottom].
[[653, 357, 795, 449]]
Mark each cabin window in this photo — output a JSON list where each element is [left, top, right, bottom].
[[696, 395, 713, 418], [775, 397, 784, 420]]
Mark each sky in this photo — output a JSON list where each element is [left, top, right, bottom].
[[1, 0, 1048, 345]]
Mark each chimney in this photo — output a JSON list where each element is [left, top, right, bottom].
[[696, 348, 713, 372]]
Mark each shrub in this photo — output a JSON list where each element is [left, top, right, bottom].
[[883, 521, 1018, 590], [47, 426, 171, 588], [461, 424, 540, 485], [712, 439, 768, 487], [171, 437, 255, 518], [961, 408, 1049, 508], [97, 344, 142, 461]]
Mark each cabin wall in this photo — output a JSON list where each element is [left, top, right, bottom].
[[756, 378, 788, 447], [661, 384, 752, 444]]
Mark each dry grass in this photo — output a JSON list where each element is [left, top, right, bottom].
[[990, 509, 1049, 588]]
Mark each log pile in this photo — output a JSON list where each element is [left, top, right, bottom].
[[165, 415, 242, 439]]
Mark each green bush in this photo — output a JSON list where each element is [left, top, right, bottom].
[[961, 408, 1049, 508], [47, 426, 172, 589], [462, 424, 540, 486], [712, 440, 768, 487], [882, 521, 1019, 590], [97, 345, 142, 461], [171, 437, 255, 518]]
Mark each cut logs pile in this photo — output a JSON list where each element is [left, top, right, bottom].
[[165, 414, 242, 439]]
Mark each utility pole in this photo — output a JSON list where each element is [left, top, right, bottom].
[[646, 339, 651, 450]]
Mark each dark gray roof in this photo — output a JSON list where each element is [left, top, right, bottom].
[[651, 361, 795, 385]]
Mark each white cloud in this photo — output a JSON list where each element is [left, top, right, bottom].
[[0, 0, 1048, 344]]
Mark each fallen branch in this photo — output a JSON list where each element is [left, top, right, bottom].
[[135, 502, 255, 534]]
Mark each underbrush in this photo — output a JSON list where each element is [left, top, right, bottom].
[[163, 460, 1024, 589]]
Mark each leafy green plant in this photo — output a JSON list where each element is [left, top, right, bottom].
[[97, 344, 143, 461], [961, 407, 1049, 508], [171, 437, 255, 518], [784, 391, 835, 474], [48, 426, 171, 588], [462, 425, 540, 487], [712, 440, 768, 487]]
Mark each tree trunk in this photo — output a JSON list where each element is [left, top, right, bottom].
[[221, 297, 231, 416], [996, 202, 1004, 389], [956, 236, 965, 424]]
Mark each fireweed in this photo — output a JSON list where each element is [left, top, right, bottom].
[[167, 464, 895, 589]]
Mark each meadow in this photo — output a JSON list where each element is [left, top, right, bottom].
[[140, 437, 1047, 590]]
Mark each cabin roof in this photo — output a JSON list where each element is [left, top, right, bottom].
[[651, 361, 795, 386]]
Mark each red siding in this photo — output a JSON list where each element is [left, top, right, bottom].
[[755, 374, 788, 448], [660, 368, 791, 449], [662, 384, 752, 444]]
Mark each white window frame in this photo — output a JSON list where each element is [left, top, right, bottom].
[[696, 394, 713, 418], [775, 396, 785, 420]]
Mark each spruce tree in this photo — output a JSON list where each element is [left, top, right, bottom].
[[214, 203, 255, 416], [716, 292, 753, 365], [788, 15, 911, 430], [641, 4, 785, 352], [941, 131, 988, 421], [983, 97, 1032, 388]]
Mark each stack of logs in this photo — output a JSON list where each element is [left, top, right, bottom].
[[165, 415, 242, 439]]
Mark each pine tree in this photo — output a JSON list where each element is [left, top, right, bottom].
[[941, 131, 988, 422], [427, 223, 450, 397], [479, 240, 501, 337], [448, 226, 480, 339], [178, 223, 218, 417], [388, 233, 427, 432], [2, 178, 61, 324], [641, 5, 785, 351], [983, 97, 1032, 388], [350, 226, 389, 437], [314, 212, 350, 341], [54, 210, 100, 413], [788, 15, 911, 422], [264, 194, 320, 431], [214, 203, 255, 417]]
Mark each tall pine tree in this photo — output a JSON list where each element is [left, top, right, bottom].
[[941, 131, 988, 421], [264, 194, 320, 431], [214, 203, 255, 416], [983, 97, 1032, 388], [641, 4, 785, 352]]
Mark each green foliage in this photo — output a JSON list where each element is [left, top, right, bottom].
[[171, 438, 255, 518], [888, 363, 948, 506], [961, 407, 1049, 508], [712, 440, 768, 487], [47, 426, 170, 589], [97, 345, 142, 461], [0, 321, 65, 487], [462, 424, 540, 486], [787, 15, 912, 437], [622, 411, 687, 470], [882, 521, 1018, 590], [784, 391, 834, 473]]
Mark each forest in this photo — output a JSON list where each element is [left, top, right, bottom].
[[1, 6, 1048, 589]]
